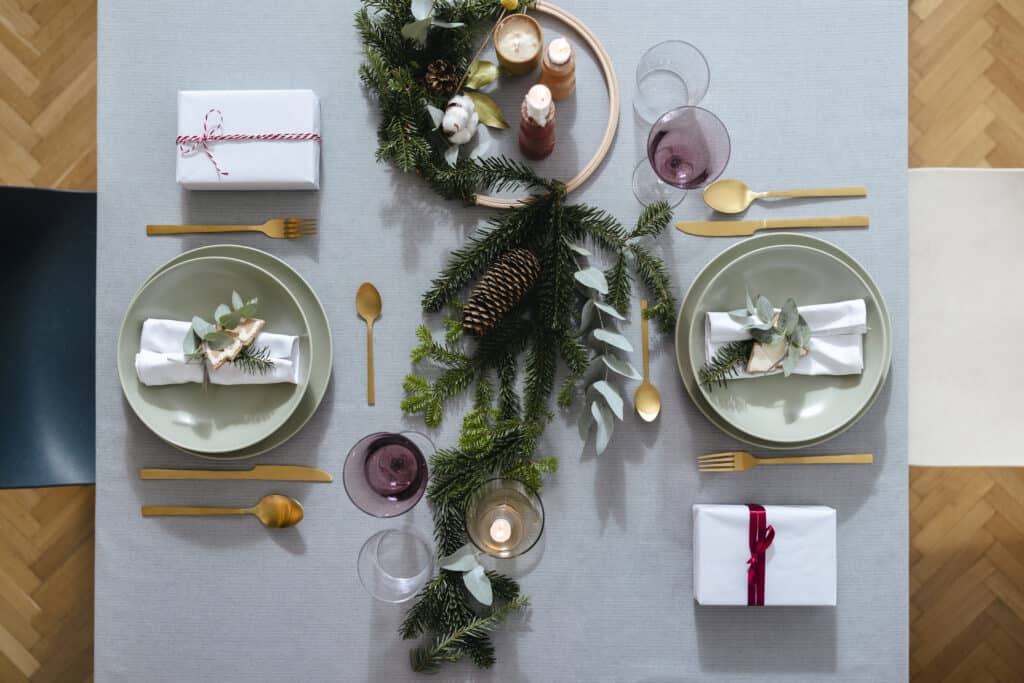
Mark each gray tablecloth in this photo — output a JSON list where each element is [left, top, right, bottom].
[[95, 1, 908, 680]]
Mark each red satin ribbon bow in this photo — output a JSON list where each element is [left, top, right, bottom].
[[746, 504, 775, 606]]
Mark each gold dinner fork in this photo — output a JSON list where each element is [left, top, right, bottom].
[[698, 451, 873, 472], [146, 218, 317, 239]]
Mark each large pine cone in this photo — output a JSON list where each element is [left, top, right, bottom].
[[424, 59, 458, 95], [462, 249, 541, 336]]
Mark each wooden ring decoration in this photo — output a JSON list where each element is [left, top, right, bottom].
[[473, 1, 620, 210]]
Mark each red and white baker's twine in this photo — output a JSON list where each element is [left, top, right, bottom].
[[176, 108, 322, 176]]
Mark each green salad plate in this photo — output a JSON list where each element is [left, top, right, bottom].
[[143, 245, 334, 460], [118, 256, 312, 455], [675, 233, 892, 449]]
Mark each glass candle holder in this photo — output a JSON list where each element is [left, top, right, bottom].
[[465, 479, 544, 559], [357, 528, 435, 603], [343, 431, 432, 518]]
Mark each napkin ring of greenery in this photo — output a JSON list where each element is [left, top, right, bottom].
[[358, 0, 677, 673], [183, 291, 275, 376]]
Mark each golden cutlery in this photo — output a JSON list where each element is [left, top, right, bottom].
[[146, 218, 317, 239], [140, 465, 332, 482], [141, 494, 304, 528], [698, 451, 874, 472], [703, 178, 867, 214], [356, 282, 382, 406], [676, 215, 869, 237], [633, 299, 661, 422]]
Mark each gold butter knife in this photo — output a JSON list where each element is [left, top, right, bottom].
[[676, 215, 869, 237], [139, 465, 333, 482]]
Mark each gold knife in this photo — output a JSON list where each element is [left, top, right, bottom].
[[139, 465, 333, 482], [676, 215, 869, 237]]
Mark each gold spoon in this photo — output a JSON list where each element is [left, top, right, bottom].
[[702, 178, 867, 214], [356, 282, 382, 406], [141, 494, 304, 529], [634, 299, 661, 422]]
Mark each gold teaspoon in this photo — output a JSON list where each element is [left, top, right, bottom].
[[141, 494, 304, 529], [633, 299, 661, 422], [356, 282, 382, 406], [703, 178, 867, 214]]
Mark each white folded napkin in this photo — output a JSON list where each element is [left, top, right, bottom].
[[705, 299, 867, 378], [135, 319, 300, 386]]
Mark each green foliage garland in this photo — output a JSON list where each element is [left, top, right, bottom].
[[357, 0, 677, 673]]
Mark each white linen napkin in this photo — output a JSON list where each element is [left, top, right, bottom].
[[705, 299, 867, 378], [135, 319, 300, 386]]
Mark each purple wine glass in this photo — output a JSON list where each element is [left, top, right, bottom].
[[633, 106, 731, 207], [343, 431, 432, 517]]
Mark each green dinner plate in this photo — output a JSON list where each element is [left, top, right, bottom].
[[148, 245, 333, 460], [118, 256, 312, 454], [675, 234, 892, 449]]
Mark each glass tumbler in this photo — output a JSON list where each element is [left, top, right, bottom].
[[357, 528, 435, 603], [634, 40, 710, 124], [632, 106, 731, 207]]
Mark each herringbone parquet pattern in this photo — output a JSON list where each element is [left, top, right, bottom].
[[910, 0, 1024, 167], [0, 1, 1023, 681]]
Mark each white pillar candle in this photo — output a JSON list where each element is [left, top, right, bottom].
[[547, 37, 572, 65], [525, 84, 553, 126]]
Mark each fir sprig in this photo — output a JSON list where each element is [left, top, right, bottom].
[[231, 344, 275, 376], [699, 340, 754, 391], [409, 596, 529, 674]]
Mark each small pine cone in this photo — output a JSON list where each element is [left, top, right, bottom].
[[424, 59, 458, 95], [463, 249, 541, 336]]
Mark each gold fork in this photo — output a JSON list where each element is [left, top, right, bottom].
[[146, 218, 317, 239], [698, 451, 873, 472]]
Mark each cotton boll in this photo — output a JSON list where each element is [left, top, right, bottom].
[[443, 94, 480, 145]]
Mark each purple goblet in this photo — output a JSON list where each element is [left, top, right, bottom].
[[343, 431, 432, 518]]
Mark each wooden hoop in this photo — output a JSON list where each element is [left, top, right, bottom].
[[473, 1, 620, 210]]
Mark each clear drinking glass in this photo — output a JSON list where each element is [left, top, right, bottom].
[[343, 431, 432, 518], [632, 106, 731, 207], [634, 40, 710, 124], [357, 528, 435, 603]]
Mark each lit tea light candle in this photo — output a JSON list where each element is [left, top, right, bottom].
[[539, 36, 576, 101], [466, 479, 544, 559], [494, 14, 543, 76]]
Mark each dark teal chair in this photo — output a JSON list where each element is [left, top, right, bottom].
[[1, 187, 95, 488]]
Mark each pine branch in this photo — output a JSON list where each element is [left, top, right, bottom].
[[230, 344, 275, 375], [628, 243, 677, 333], [409, 597, 529, 674], [628, 200, 673, 239], [699, 340, 753, 391]]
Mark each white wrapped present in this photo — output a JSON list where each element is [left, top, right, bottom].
[[176, 90, 321, 190], [693, 504, 837, 606]]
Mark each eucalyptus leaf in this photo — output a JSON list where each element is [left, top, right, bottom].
[[746, 288, 756, 315], [729, 309, 752, 323], [591, 380, 624, 420], [426, 104, 445, 130], [565, 241, 592, 257], [444, 144, 460, 166], [602, 354, 642, 380], [794, 317, 812, 348], [593, 328, 633, 352], [204, 331, 235, 350], [182, 330, 198, 356], [231, 291, 243, 310], [782, 344, 801, 377], [239, 299, 259, 318], [465, 91, 509, 129], [578, 298, 596, 333], [469, 126, 491, 159], [591, 401, 613, 454], [439, 544, 479, 572], [214, 303, 232, 323], [750, 328, 781, 345], [756, 295, 774, 325], [573, 267, 608, 294], [464, 60, 499, 90], [400, 16, 432, 46], [191, 316, 215, 339], [778, 298, 799, 335], [410, 0, 433, 21], [593, 300, 625, 320], [462, 565, 493, 606], [218, 310, 243, 330]]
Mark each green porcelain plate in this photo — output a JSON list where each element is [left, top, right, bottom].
[[675, 234, 892, 449], [118, 256, 312, 454], [146, 245, 333, 460]]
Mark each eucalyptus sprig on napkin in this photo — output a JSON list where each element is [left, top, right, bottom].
[[701, 291, 812, 390], [183, 291, 274, 375]]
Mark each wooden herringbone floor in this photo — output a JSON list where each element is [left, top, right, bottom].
[[0, 0, 1022, 681]]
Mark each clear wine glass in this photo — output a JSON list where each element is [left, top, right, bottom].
[[357, 528, 435, 603], [634, 41, 710, 124], [632, 106, 731, 207], [343, 431, 432, 518]]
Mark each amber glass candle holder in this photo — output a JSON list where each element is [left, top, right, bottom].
[[465, 478, 544, 559], [494, 14, 543, 76]]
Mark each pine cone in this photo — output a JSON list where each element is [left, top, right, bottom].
[[424, 60, 458, 95], [463, 249, 541, 336]]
